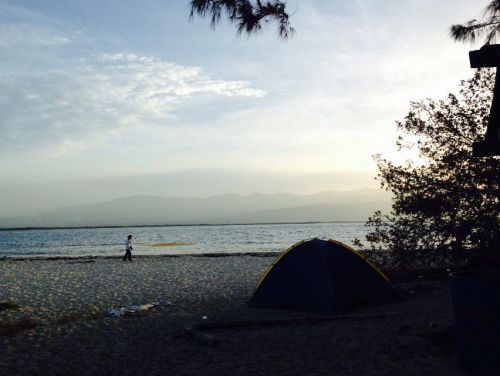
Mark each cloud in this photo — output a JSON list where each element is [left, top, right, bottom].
[[0, 0, 481, 186], [0, 52, 265, 155]]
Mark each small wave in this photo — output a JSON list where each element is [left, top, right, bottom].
[[149, 242, 195, 247]]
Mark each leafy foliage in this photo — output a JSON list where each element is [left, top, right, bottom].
[[358, 71, 500, 256], [189, 0, 294, 39], [450, 0, 500, 44]]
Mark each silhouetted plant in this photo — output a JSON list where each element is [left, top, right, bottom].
[[358, 71, 500, 257], [189, 0, 294, 39], [450, 0, 500, 44]]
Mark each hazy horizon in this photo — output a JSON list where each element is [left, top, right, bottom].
[[0, 188, 392, 228], [1, 169, 381, 216]]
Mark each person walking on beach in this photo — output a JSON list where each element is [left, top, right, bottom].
[[123, 235, 133, 261]]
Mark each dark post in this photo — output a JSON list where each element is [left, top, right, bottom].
[[469, 44, 500, 157]]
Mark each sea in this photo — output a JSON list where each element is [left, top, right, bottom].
[[0, 222, 370, 259]]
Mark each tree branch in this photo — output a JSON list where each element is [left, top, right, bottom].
[[189, 0, 294, 39]]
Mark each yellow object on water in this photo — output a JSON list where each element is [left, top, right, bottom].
[[150, 242, 195, 247]]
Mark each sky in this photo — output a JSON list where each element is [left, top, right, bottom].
[[0, 0, 488, 216]]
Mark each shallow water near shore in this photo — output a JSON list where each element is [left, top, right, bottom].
[[0, 222, 369, 258]]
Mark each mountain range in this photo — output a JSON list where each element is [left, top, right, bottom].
[[0, 188, 392, 228]]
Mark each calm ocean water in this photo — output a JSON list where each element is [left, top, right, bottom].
[[0, 222, 369, 258]]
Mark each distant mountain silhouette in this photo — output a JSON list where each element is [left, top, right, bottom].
[[0, 189, 391, 228]]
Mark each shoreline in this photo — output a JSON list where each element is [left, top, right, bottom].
[[0, 220, 368, 232], [0, 251, 282, 262], [0, 247, 468, 274]]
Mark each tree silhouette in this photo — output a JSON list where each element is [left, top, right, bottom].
[[358, 71, 500, 258], [450, 0, 500, 44], [189, 0, 294, 39]]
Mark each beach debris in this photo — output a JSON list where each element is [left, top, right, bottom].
[[107, 309, 124, 318], [107, 300, 170, 317], [107, 305, 152, 317]]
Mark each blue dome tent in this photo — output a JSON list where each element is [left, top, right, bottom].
[[249, 238, 400, 314]]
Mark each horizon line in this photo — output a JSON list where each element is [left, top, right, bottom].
[[0, 220, 370, 232]]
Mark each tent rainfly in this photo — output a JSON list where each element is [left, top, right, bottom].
[[249, 238, 400, 314]]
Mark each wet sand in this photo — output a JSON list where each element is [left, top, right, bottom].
[[0, 255, 465, 375]]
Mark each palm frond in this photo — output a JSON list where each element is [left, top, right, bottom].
[[483, 0, 500, 18], [190, 0, 293, 39], [451, 0, 500, 44], [485, 22, 500, 44], [450, 21, 481, 44]]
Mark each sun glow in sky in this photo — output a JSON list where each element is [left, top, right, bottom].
[[0, 0, 487, 215]]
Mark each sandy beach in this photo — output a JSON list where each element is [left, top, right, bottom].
[[0, 254, 466, 375]]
